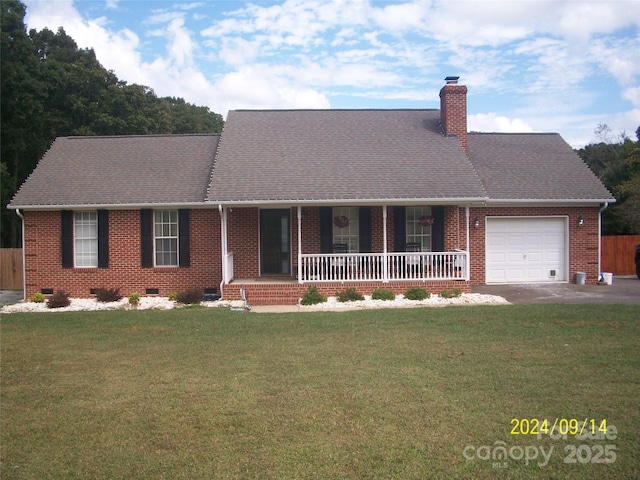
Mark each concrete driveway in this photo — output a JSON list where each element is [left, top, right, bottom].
[[473, 276, 640, 305]]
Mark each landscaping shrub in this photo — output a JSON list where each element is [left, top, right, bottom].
[[95, 287, 122, 303], [300, 286, 327, 305], [440, 288, 462, 299], [47, 290, 71, 309], [31, 292, 45, 303], [168, 291, 178, 302], [371, 288, 396, 301], [404, 287, 430, 301], [128, 292, 140, 308], [176, 289, 203, 305], [335, 288, 364, 302]]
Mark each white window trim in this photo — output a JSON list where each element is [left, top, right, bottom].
[[74, 211, 98, 268], [406, 206, 432, 251], [332, 206, 359, 253], [153, 210, 179, 267]]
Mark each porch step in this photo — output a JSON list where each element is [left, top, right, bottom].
[[223, 283, 303, 306]]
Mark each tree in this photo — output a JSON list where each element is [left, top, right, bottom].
[[1, 0, 224, 247], [577, 124, 640, 235]]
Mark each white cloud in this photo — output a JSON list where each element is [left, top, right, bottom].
[[469, 113, 534, 134], [622, 87, 640, 108], [21, 0, 640, 141]]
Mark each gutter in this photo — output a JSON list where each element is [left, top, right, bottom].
[[14, 209, 26, 302]]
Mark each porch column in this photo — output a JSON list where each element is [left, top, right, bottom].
[[297, 206, 303, 284], [383, 205, 389, 283], [465, 206, 471, 281], [219, 205, 228, 288]]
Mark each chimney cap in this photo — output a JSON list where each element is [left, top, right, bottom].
[[445, 76, 460, 84]]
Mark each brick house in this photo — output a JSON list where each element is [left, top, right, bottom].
[[9, 78, 614, 304]]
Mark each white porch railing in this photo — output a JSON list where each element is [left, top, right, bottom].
[[299, 251, 468, 282]]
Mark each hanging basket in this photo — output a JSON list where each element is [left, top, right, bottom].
[[418, 215, 435, 226], [333, 215, 350, 228]]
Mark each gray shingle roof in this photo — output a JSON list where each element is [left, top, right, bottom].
[[9, 134, 220, 209], [206, 109, 488, 204], [467, 133, 615, 202]]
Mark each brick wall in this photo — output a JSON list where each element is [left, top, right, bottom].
[[23, 209, 221, 298], [467, 206, 601, 284], [439, 83, 468, 155]]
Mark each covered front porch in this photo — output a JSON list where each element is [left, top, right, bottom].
[[219, 204, 475, 305]]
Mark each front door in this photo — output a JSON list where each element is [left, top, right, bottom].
[[260, 209, 291, 275]]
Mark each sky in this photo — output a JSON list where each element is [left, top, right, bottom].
[[22, 0, 640, 147]]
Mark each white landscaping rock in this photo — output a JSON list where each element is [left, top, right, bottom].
[[1, 293, 509, 314]]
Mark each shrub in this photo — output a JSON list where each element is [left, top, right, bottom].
[[95, 287, 122, 303], [31, 292, 45, 303], [128, 292, 140, 307], [404, 287, 430, 301], [47, 290, 71, 309], [372, 288, 396, 301], [440, 288, 462, 299], [176, 289, 203, 305], [168, 291, 178, 302], [300, 286, 327, 305], [335, 288, 364, 302]]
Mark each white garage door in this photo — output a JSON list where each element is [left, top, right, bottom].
[[486, 217, 567, 284]]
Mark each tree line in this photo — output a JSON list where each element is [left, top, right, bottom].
[[1, 0, 223, 247], [576, 124, 640, 235]]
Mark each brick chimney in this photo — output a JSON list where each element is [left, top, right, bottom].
[[439, 76, 468, 155]]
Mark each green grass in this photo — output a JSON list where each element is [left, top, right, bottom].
[[1, 305, 639, 479]]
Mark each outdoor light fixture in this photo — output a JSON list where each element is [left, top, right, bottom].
[[578, 217, 584, 226], [473, 217, 480, 229]]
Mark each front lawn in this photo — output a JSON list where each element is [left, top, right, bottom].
[[1, 305, 639, 479]]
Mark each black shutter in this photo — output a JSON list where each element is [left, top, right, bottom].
[[140, 209, 153, 268], [393, 207, 406, 252], [320, 207, 333, 253], [358, 207, 372, 253], [431, 206, 445, 252], [97, 210, 109, 268], [178, 209, 190, 267], [61, 210, 73, 268]]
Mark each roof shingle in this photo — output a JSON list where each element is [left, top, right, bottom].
[[206, 109, 488, 204], [10, 134, 220, 208], [467, 133, 614, 202]]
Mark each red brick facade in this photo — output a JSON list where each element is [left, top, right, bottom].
[[440, 83, 468, 155], [23, 209, 221, 298], [22, 204, 602, 303]]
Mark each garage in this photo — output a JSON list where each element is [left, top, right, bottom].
[[485, 217, 567, 284]]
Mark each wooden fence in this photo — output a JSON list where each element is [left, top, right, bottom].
[[601, 235, 640, 276], [0, 248, 23, 290]]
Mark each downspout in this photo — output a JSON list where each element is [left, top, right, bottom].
[[598, 202, 609, 276], [297, 206, 303, 284], [465, 206, 470, 281], [15, 209, 26, 301], [383, 205, 388, 283], [218, 204, 226, 300]]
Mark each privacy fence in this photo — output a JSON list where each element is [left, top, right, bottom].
[[1, 249, 23, 290], [600, 235, 640, 276]]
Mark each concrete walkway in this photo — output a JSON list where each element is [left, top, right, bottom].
[[0, 290, 24, 307]]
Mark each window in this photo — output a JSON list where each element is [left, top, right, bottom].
[[74, 211, 98, 267], [406, 206, 432, 251], [154, 210, 178, 266], [332, 206, 359, 252]]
